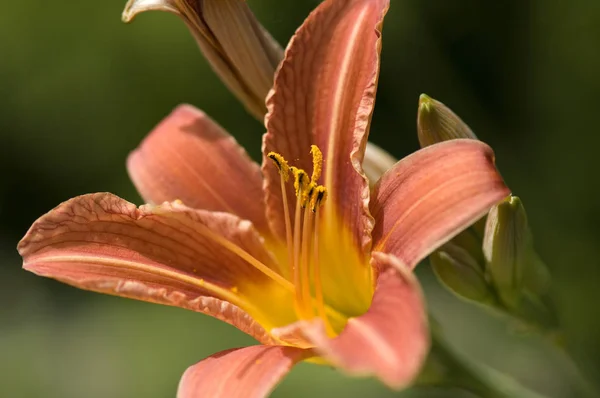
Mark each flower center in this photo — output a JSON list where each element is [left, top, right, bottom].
[[268, 146, 336, 335]]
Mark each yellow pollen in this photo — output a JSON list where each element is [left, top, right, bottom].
[[267, 152, 290, 181], [230, 286, 239, 293], [291, 167, 310, 203], [310, 186, 328, 212], [303, 183, 316, 209], [310, 145, 323, 183]]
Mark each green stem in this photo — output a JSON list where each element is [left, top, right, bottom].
[[506, 300, 598, 397], [416, 324, 547, 398]]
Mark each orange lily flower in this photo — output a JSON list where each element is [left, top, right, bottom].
[[18, 0, 510, 396]]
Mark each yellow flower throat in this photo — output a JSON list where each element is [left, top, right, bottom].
[[268, 146, 336, 335]]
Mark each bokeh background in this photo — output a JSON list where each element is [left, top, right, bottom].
[[1, 0, 599, 397]]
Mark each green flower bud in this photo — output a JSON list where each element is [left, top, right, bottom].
[[431, 242, 494, 304], [417, 94, 478, 148], [483, 195, 531, 309]]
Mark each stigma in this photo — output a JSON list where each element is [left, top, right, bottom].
[[268, 146, 333, 334]]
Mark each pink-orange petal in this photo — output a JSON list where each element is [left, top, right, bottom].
[[371, 139, 510, 269], [177, 345, 312, 398], [127, 104, 270, 233], [17, 193, 295, 340], [299, 252, 428, 389], [262, 0, 389, 253]]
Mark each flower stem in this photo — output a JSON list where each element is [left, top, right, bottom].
[[506, 298, 598, 397], [416, 323, 547, 398]]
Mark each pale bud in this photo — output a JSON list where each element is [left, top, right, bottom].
[[362, 142, 398, 187], [417, 94, 477, 148], [122, 0, 283, 120], [483, 195, 531, 309]]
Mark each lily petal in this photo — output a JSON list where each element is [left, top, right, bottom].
[[296, 252, 428, 389], [127, 104, 270, 233], [371, 139, 510, 269], [177, 345, 312, 398], [122, 0, 282, 119], [18, 193, 296, 335], [263, 0, 389, 252]]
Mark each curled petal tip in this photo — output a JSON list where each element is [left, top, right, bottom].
[[121, 0, 180, 23]]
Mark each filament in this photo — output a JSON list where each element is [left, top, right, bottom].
[[279, 174, 294, 275], [300, 205, 314, 318]]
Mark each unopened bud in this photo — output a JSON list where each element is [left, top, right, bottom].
[[431, 243, 494, 304], [417, 94, 477, 148], [123, 0, 283, 120], [483, 195, 530, 309]]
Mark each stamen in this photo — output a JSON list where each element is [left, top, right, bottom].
[[268, 152, 294, 276], [267, 147, 346, 329], [310, 145, 323, 183], [291, 167, 310, 206], [291, 166, 315, 319]]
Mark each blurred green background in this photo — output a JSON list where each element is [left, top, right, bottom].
[[1, 0, 599, 397]]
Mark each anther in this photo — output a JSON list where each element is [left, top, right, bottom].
[[310, 145, 323, 183], [310, 186, 328, 212], [268, 152, 290, 181], [291, 167, 310, 199]]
